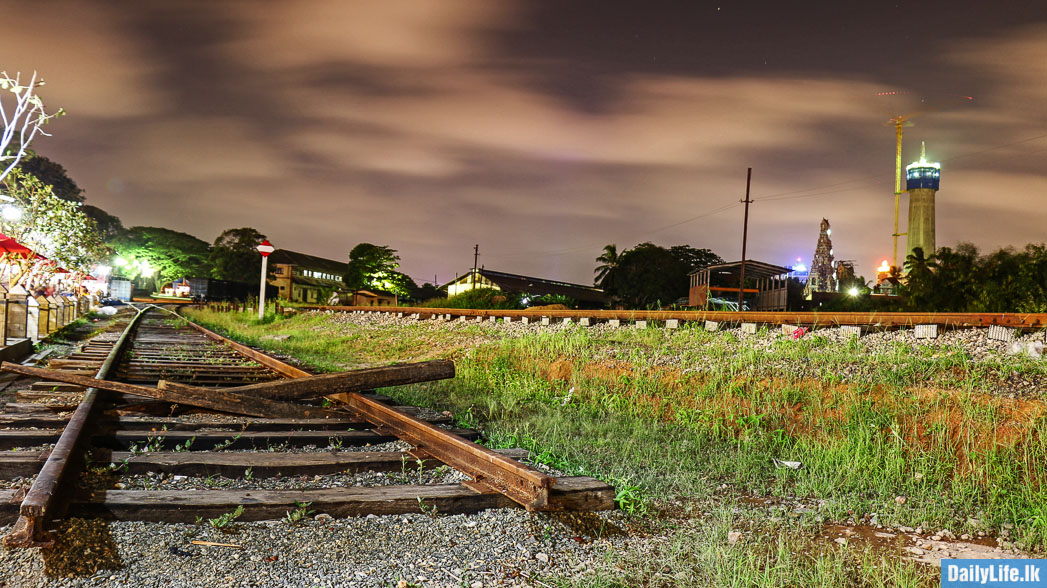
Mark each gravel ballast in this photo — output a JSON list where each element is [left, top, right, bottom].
[[0, 508, 634, 588]]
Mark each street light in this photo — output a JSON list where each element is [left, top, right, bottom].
[[256, 239, 275, 319]]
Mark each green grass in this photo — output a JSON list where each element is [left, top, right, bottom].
[[183, 307, 1047, 585]]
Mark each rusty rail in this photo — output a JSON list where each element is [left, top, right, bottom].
[[172, 306, 557, 510], [3, 307, 146, 548], [299, 306, 1047, 329]]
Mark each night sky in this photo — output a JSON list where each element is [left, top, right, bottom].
[[2, 1, 1044, 285]]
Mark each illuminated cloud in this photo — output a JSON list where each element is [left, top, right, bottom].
[[0, 0, 1043, 284]]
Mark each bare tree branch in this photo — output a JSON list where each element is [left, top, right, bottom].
[[0, 71, 63, 185]]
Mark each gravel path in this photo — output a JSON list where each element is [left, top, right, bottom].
[[0, 508, 635, 588]]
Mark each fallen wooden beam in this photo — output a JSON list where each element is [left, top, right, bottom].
[[200, 360, 455, 400], [0, 362, 341, 420], [0, 478, 615, 523], [1, 448, 529, 479], [0, 408, 451, 431], [0, 427, 481, 451]]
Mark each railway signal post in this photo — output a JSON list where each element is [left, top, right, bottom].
[[256, 239, 275, 319]]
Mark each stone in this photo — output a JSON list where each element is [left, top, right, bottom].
[[988, 324, 1016, 343], [914, 324, 938, 339], [727, 531, 742, 545], [635, 320, 648, 329], [608, 319, 620, 328], [520, 317, 529, 325], [665, 319, 679, 329], [488, 316, 496, 323], [840, 325, 862, 338], [834, 537, 848, 546], [704, 320, 719, 332], [579, 317, 591, 327], [562, 318, 573, 324], [503, 317, 513, 324], [535, 553, 549, 564], [782, 324, 800, 335], [541, 317, 550, 326], [741, 322, 757, 334]]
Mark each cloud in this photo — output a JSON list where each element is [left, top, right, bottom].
[[0, 2, 167, 119], [2, 1, 1044, 286]]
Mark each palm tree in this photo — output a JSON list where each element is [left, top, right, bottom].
[[594, 244, 619, 290]]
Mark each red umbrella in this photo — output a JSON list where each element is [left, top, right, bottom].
[[0, 233, 32, 256]]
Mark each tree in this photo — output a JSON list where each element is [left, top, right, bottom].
[[110, 227, 211, 291], [16, 151, 84, 203], [900, 247, 936, 311], [0, 168, 106, 286], [594, 244, 619, 290], [1, 71, 63, 184], [669, 245, 722, 274], [208, 227, 267, 284], [81, 205, 124, 241], [607, 242, 723, 309], [345, 243, 413, 297]]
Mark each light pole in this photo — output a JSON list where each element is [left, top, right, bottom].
[[256, 239, 275, 319]]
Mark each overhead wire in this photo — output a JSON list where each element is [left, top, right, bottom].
[[474, 132, 1047, 262]]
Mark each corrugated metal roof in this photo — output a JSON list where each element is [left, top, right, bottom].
[[691, 260, 792, 279], [446, 269, 607, 304]]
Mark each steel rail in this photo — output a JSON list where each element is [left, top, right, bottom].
[[300, 306, 1047, 329], [173, 306, 557, 510], [3, 307, 146, 548]]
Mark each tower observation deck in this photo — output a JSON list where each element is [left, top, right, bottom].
[[904, 142, 941, 267]]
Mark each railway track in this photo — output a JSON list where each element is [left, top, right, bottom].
[[0, 306, 614, 548], [300, 305, 1047, 329]]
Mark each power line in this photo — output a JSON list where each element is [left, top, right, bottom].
[[479, 132, 1047, 262]]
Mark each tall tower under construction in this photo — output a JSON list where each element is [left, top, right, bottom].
[[905, 142, 941, 264]]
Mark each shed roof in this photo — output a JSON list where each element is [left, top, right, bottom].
[[691, 260, 792, 280], [268, 249, 346, 275], [447, 269, 607, 304]]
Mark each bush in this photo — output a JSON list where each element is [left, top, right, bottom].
[[417, 288, 523, 310]]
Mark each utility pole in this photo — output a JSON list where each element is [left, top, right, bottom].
[[738, 168, 752, 311], [471, 244, 479, 289]]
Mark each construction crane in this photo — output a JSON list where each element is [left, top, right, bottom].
[[878, 91, 973, 270], [886, 113, 915, 270]]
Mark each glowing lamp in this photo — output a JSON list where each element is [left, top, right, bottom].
[[877, 260, 890, 273], [847, 287, 859, 297]]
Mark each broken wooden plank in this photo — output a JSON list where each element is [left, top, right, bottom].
[[0, 476, 614, 524], [200, 360, 455, 401], [0, 410, 451, 431], [0, 362, 341, 420], [0, 427, 481, 451], [0, 448, 529, 479]]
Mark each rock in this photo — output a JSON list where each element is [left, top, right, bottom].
[[834, 538, 847, 546], [535, 552, 549, 564], [895, 496, 907, 505], [314, 514, 334, 522], [471, 583, 484, 588], [727, 531, 743, 545], [961, 534, 971, 540]]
